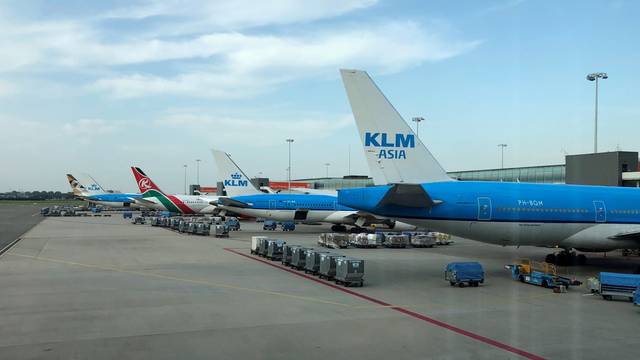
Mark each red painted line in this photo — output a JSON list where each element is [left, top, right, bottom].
[[224, 248, 546, 360]]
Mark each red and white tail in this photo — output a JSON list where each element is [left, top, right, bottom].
[[131, 167, 164, 194]]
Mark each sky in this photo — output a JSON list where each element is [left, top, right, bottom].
[[1, 0, 638, 193]]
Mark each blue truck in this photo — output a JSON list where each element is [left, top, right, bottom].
[[507, 259, 581, 289], [445, 262, 485, 287], [599, 272, 640, 301]]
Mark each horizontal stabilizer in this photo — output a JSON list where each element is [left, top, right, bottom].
[[377, 184, 438, 208], [133, 197, 157, 206]]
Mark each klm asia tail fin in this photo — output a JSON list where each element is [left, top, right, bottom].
[[211, 149, 262, 197], [131, 167, 165, 195], [340, 69, 451, 184]]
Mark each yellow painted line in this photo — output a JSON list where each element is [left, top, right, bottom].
[[7, 253, 353, 308]]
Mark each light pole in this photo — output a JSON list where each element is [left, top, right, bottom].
[[497, 144, 507, 181], [195, 159, 201, 185], [586, 72, 608, 153], [286, 138, 294, 192], [183, 164, 187, 194], [412, 116, 424, 139], [324, 163, 330, 178]]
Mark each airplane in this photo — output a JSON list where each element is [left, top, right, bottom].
[[66, 173, 142, 208], [131, 167, 218, 214], [337, 68, 640, 265], [211, 149, 416, 232]]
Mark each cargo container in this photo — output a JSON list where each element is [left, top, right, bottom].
[[321, 233, 349, 249], [266, 240, 286, 261], [384, 234, 409, 248], [304, 249, 329, 274], [445, 262, 484, 287], [225, 217, 240, 231], [194, 223, 210, 236], [123, 212, 133, 219], [411, 233, 436, 248], [132, 216, 145, 225], [318, 253, 343, 280], [178, 220, 188, 233], [251, 236, 269, 255], [335, 257, 364, 287], [213, 224, 229, 238], [291, 247, 311, 270], [282, 244, 300, 266], [599, 272, 640, 301], [258, 237, 270, 257]]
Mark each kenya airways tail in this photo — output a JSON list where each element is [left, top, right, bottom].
[[130, 166, 196, 214]]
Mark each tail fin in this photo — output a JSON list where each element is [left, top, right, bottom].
[[211, 149, 262, 197], [83, 174, 106, 193], [131, 167, 164, 194], [340, 69, 451, 184], [67, 174, 88, 197]]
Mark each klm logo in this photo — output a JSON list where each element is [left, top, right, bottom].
[[87, 184, 101, 191], [224, 173, 248, 187], [364, 132, 414, 159]]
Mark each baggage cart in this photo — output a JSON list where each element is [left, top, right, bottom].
[[384, 234, 409, 248], [280, 221, 295, 231], [266, 240, 286, 261], [304, 249, 329, 274], [195, 223, 210, 236], [291, 247, 311, 270], [258, 237, 270, 257], [263, 220, 277, 231], [213, 224, 229, 238], [132, 216, 145, 225], [251, 236, 269, 255], [324, 233, 349, 249], [282, 244, 300, 266], [335, 257, 364, 287], [411, 233, 436, 248], [123, 212, 133, 219], [225, 217, 240, 231], [318, 253, 343, 280]]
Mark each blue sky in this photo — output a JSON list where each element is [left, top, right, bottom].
[[1, 0, 638, 193]]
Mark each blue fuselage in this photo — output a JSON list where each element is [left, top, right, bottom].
[[338, 181, 640, 250], [231, 193, 353, 211], [86, 193, 142, 207]]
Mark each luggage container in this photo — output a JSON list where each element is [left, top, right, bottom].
[[225, 217, 241, 231], [323, 233, 349, 249], [335, 257, 364, 287], [132, 216, 145, 225], [123, 212, 133, 219], [213, 224, 229, 238], [384, 234, 409, 248], [304, 249, 329, 274], [187, 222, 197, 234], [195, 223, 210, 236], [178, 220, 189, 233], [290, 247, 311, 270], [251, 236, 269, 255], [435, 232, 453, 245], [266, 240, 286, 261], [599, 272, 640, 301], [445, 262, 484, 287], [318, 253, 343, 280], [258, 237, 271, 257], [282, 244, 300, 266], [411, 233, 436, 248], [351, 233, 380, 248]]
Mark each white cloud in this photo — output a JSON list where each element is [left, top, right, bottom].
[[62, 118, 120, 143], [157, 112, 353, 147], [0, 80, 14, 96], [92, 21, 481, 98], [101, 0, 377, 31]]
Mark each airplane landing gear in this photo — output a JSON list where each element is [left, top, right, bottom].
[[331, 225, 347, 232], [544, 251, 587, 266]]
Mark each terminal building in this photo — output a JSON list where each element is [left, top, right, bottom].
[[201, 151, 640, 195]]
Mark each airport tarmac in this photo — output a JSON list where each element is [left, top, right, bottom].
[[0, 204, 44, 252], [1, 211, 639, 359]]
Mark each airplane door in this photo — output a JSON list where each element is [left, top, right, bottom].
[[593, 201, 606, 223], [477, 197, 492, 221]]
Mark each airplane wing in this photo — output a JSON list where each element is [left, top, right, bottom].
[[608, 230, 640, 241], [377, 183, 441, 208], [133, 198, 157, 206], [217, 197, 251, 209]]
